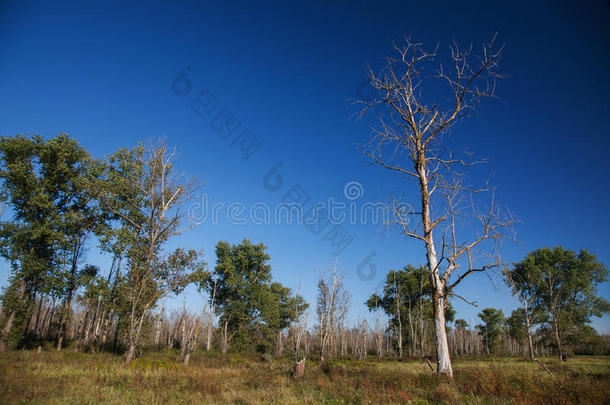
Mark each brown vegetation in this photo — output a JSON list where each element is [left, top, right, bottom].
[[1, 350, 608, 404]]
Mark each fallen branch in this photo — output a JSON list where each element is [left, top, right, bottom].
[[533, 358, 555, 380], [426, 358, 435, 373]]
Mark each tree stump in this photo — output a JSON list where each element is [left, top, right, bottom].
[[292, 358, 306, 378], [37, 345, 41, 353]]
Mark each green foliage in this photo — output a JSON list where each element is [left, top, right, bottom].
[[0, 134, 94, 347], [209, 239, 308, 353], [454, 319, 469, 330], [506, 308, 528, 342], [366, 265, 455, 354], [84, 141, 205, 355], [476, 308, 506, 354], [508, 247, 609, 357]]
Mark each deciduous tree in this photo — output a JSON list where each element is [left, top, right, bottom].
[[88, 140, 204, 363], [206, 239, 307, 353], [357, 35, 514, 376], [508, 247, 609, 361]]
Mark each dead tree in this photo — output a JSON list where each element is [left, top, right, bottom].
[[220, 319, 231, 354], [316, 265, 350, 361], [154, 304, 164, 346], [204, 281, 217, 351], [358, 35, 514, 377], [373, 307, 385, 359], [179, 309, 201, 365], [292, 308, 309, 357]]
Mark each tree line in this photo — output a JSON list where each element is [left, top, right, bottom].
[[0, 135, 307, 363], [366, 252, 608, 362], [0, 135, 608, 367]]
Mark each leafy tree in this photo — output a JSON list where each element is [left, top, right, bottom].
[[41, 135, 101, 350], [88, 140, 204, 363], [207, 239, 308, 353], [367, 265, 455, 358], [0, 134, 93, 350], [564, 325, 607, 355], [509, 247, 609, 361], [454, 319, 468, 330], [476, 308, 505, 355], [506, 308, 528, 343]]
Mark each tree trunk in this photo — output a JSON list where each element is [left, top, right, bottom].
[[124, 344, 136, 364], [524, 302, 534, 360], [0, 311, 15, 352], [221, 321, 229, 354], [418, 154, 453, 377], [0, 281, 26, 351], [56, 300, 70, 351], [206, 324, 212, 351], [552, 313, 564, 362], [432, 289, 452, 377], [33, 296, 43, 337]]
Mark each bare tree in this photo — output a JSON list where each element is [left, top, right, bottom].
[[292, 286, 309, 358], [316, 264, 350, 361], [154, 304, 165, 347], [204, 281, 217, 351], [220, 319, 231, 354], [178, 307, 202, 365], [358, 35, 514, 377], [373, 307, 385, 359]]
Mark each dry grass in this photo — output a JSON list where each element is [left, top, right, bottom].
[[0, 350, 608, 404]]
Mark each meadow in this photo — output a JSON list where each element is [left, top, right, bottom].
[[1, 350, 608, 404]]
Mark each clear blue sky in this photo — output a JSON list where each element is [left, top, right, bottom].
[[1, 0, 609, 332]]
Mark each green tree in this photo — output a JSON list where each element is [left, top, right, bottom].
[[208, 239, 308, 353], [42, 135, 100, 350], [88, 140, 204, 363], [454, 319, 468, 330], [0, 134, 93, 350], [366, 265, 455, 358], [506, 308, 528, 343], [476, 308, 505, 355], [509, 247, 609, 361]]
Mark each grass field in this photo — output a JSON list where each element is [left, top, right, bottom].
[[1, 350, 609, 404]]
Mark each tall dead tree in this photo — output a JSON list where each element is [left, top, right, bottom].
[[316, 265, 349, 361], [358, 35, 514, 377]]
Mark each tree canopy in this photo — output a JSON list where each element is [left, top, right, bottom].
[[206, 239, 308, 353], [507, 247, 609, 360]]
